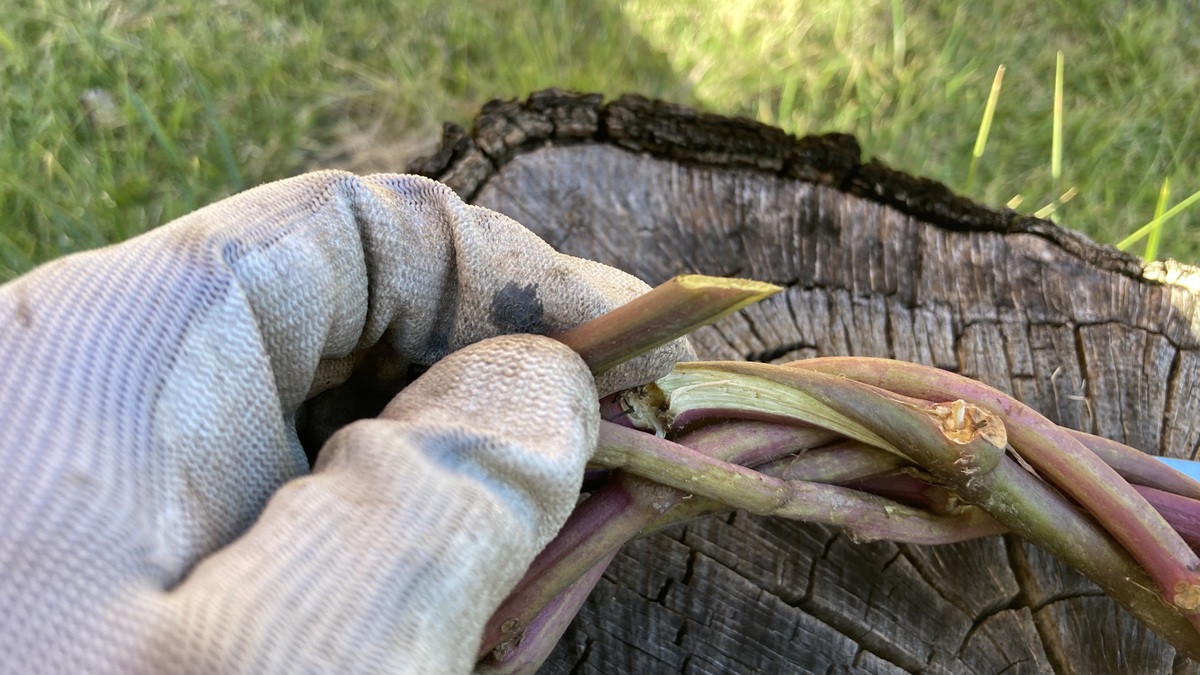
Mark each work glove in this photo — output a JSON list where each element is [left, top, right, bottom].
[[0, 172, 689, 674]]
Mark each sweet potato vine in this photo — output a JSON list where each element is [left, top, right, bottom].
[[474, 275, 1200, 673]]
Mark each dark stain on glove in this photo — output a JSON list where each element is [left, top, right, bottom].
[[489, 282, 547, 334]]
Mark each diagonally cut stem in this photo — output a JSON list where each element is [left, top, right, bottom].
[[553, 274, 781, 375]]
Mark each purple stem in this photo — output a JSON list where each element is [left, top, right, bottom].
[[786, 357, 1200, 614], [1069, 428, 1200, 499], [763, 438, 912, 483], [477, 471, 671, 659], [656, 362, 1200, 655], [1135, 485, 1200, 554], [478, 421, 830, 661], [476, 550, 619, 675], [594, 421, 1007, 545]]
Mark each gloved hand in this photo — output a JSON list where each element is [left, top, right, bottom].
[[0, 172, 689, 674]]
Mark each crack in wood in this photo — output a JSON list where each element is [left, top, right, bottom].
[[656, 578, 674, 606], [680, 550, 700, 587], [1173, 649, 1200, 675], [849, 646, 916, 675], [896, 545, 987, 620], [879, 547, 905, 577], [745, 340, 815, 363], [737, 309, 770, 357], [1162, 348, 1185, 457], [1005, 535, 1073, 675], [672, 616, 687, 648], [1030, 589, 1109, 614], [787, 532, 946, 672], [567, 638, 593, 675]]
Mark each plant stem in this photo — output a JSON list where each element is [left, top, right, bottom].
[[654, 362, 1200, 656], [478, 471, 672, 660], [1135, 484, 1200, 553], [553, 274, 781, 375], [1068, 428, 1200, 499], [597, 420, 1008, 544], [785, 357, 1200, 614], [642, 449, 1200, 551], [765, 438, 912, 483], [666, 419, 842, 468], [638, 437, 913, 536], [478, 420, 831, 662], [476, 550, 618, 675]]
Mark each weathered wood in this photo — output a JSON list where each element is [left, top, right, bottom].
[[411, 90, 1200, 673]]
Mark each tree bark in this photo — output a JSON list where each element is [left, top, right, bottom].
[[410, 90, 1200, 675]]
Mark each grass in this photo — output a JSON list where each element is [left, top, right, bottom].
[[2, 0, 1198, 283]]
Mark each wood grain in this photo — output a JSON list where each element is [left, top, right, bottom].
[[412, 91, 1200, 673]]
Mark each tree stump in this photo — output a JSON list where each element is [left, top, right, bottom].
[[409, 91, 1200, 674]]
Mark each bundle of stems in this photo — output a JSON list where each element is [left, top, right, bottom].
[[475, 275, 1200, 673]]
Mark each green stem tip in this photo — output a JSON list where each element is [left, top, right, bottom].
[[554, 274, 782, 375]]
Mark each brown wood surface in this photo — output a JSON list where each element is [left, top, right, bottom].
[[411, 91, 1200, 675]]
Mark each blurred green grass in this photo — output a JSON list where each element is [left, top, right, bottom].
[[2, 0, 1198, 282]]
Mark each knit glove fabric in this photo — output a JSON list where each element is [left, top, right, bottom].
[[0, 172, 689, 674]]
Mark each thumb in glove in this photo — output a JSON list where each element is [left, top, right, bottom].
[[159, 333, 596, 674]]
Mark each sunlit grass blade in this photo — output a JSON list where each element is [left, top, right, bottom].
[[966, 64, 1004, 195], [1052, 50, 1064, 187], [777, 73, 797, 127], [1033, 186, 1077, 219], [1117, 185, 1200, 252], [0, 23, 15, 53], [1145, 177, 1171, 261]]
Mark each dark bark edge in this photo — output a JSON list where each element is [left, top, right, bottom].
[[407, 88, 1168, 283]]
